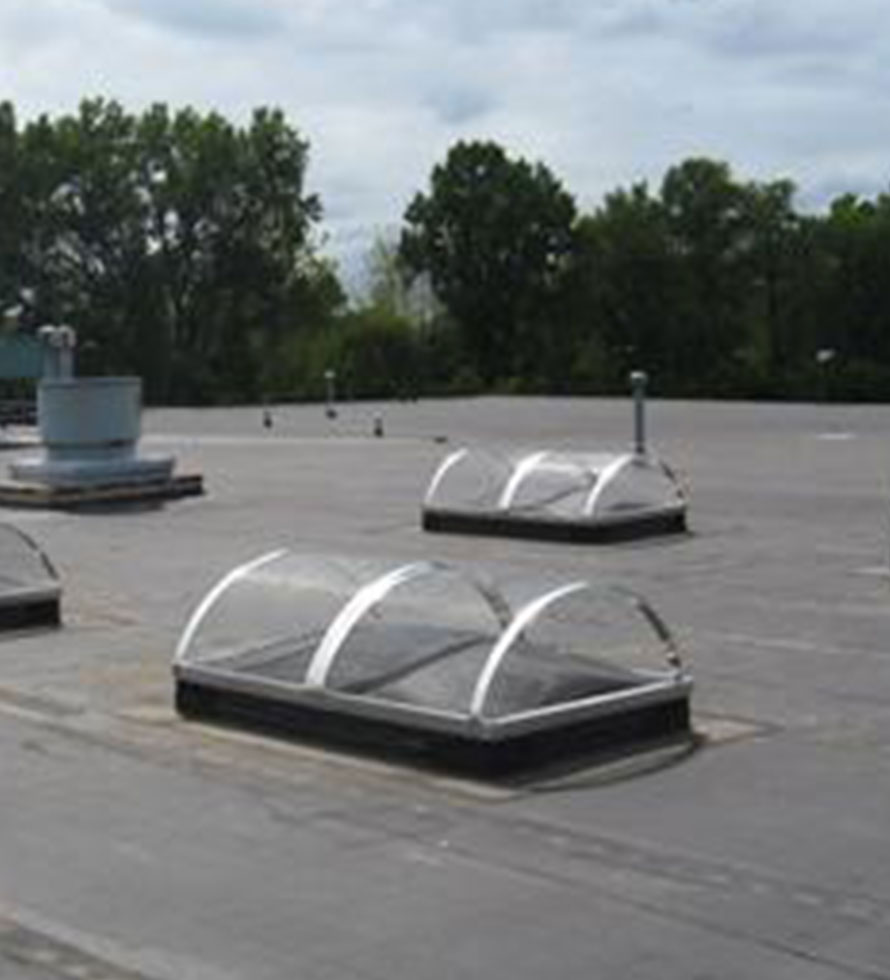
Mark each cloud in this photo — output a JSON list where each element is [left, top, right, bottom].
[[696, 0, 879, 59], [596, 3, 669, 40], [3, 0, 890, 274], [0, 0, 98, 50], [423, 87, 493, 126], [103, 0, 285, 39]]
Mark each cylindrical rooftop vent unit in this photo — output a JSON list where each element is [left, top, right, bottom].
[[9, 376, 174, 487]]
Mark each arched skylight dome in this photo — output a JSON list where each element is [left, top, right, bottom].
[[422, 447, 687, 542], [0, 522, 61, 630], [174, 552, 693, 779]]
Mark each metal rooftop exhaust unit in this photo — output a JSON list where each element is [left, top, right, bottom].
[[173, 552, 693, 779], [422, 372, 687, 542], [4, 326, 202, 507], [0, 523, 61, 630]]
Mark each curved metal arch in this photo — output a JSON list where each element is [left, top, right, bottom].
[[469, 580, 686, 721], [306, 561, 440, 688], [469, 580, 588, 720], [582, 453, 636, 517], [497, 451, 550, 511], [174, 549, 288, 665], [306, 560, 520, 690], [0, 521, 59, 580], [424, 449, 468, 506], [466, 573, 514, 631], [659, 458, 689, 504], [606, 583, 685, 672]]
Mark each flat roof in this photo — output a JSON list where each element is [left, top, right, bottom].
[[2, 395, 889, 980]]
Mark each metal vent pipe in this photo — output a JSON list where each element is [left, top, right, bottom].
[[629, 370, 648, 456], [38, 325, 76, 380]]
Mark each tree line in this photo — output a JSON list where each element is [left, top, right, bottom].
[[0, 98, 342, 403], [3, 99, 890, 404], [399, 141, 890, 401]]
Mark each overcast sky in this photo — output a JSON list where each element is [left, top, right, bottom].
[[2, 0, 889, 283]]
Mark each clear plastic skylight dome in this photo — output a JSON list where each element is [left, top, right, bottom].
[[174, 551, 693, 778], [422, 373, 687, 542], [423, 447, 686, 542], [0, 522, 61, 629]]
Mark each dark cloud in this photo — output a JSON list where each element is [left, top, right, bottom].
[[695, 0, 877, 59], [106, 0, 284, 39], [424, 87, 492, 126], [387, 0, 583, 45], [596, 4, 669, 40], [584, 0, 881, 60]]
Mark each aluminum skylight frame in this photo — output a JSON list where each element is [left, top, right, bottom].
[[174, 552, 693, 777], [422, 447, 688, 542], [0, 522, 62, 630]]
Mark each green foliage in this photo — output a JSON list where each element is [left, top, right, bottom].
[[658, 158, 752, 381], [335, 310, 421, 399], [529, 155, 890, 401], [0, 103, 26, 310], [815, 195, 890, 365], [571, 183, 678, 385], [1, 98, 340, 403], [269, 311, 421, 402], [7, 101, 890, 404], [400, 140, 577, 385]]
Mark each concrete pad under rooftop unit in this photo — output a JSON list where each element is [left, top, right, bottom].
[[0, 473, 204, 509], [2, 397, 890, 979], [3, 370, 204, 508]]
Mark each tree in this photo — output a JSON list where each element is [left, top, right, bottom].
[[18, 99, 148, 374], [734, 177, 805, 379], [818, 193, 890, 364], [572, 182, 678, 385], [660, 158, 750, 384], [0, 102, 27, 314], [359, 231, 439, 326], [6, 99, 336, 402], [569, 161, 815, 397], [336, 308, 422, 399], [130, 103, 327, 400], [400, 140, 576, 385]]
